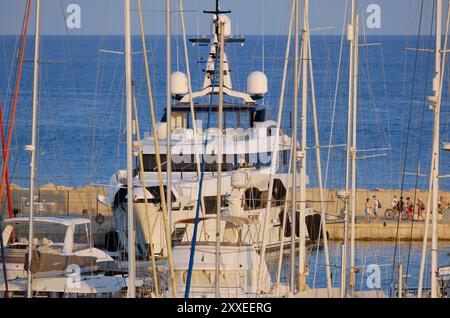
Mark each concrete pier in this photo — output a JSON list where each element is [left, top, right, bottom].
[[0, 183, 113, 246], [1, 184, 449, 244], [326, 221, 450, 241], [300, 188, 450, 218]]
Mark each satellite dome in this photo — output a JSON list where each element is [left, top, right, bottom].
[[247, 71, 268, 96], [171, 71, 188, 96]]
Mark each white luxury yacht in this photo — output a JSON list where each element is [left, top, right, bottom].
[[100, 6, 321, 259]]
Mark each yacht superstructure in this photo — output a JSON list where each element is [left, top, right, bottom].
[[101, 7, 318, 259]]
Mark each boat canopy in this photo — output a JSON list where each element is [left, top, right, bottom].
[[2, 216, 90, 227]]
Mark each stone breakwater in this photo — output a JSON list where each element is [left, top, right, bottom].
[[1, 184, 449, 244]]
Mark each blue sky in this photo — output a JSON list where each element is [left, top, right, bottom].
[[0, 0, 441, 35]]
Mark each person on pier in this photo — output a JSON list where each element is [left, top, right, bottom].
[[364, 198, 371, 223], [416, 197, 425, 221], [372, 195, 380, 222]]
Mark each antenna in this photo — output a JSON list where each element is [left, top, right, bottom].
[[203, 0, 231, 43], [203, 0, 231, 15]]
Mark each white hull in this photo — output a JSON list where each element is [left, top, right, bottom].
[[110, 168, 317, 258]]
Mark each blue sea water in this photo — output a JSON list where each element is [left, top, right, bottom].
[[0, 35, 449, 191], [1, 34, 449, 295], [272, 241, 450, 295]]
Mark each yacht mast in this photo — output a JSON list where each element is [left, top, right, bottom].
[[417, 157, 434, 297], [431, 0, 442, 299], [417, 0, 450, 298], [124, 0, 136, 298], [306, 17, 333, 295], [349, 0, 359, 291], [26, 0, 40, 299], [298, 0, 309, 293], [290, 0, 299, 293], [215, 16, 225, 300], [341, 0, 356, 298], [271, 0, 294, 296], [166, 0, 173, 229]]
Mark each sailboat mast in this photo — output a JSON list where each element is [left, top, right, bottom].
[[124, 0, 136, 298], [290, 0, 299, 294], [215, 19, 225, 299], [350, 0, 359, 291], [306, 16, 333, 295], [26, 0, 40, 299], [272, 0, 294, 296], [431, 0, 442, 299], [341, 0, 356, 298], [416, 0, 450, 298], [166, 0, 173, 229], [298, 0, 308, 293]]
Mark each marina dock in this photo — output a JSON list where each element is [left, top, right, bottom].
[[2, 184, 448, 243], [326, 221, 450, 241]]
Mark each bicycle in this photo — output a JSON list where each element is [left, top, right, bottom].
[[384, 207, 409, 220]]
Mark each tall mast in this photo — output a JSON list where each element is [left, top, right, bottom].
[[271, 0, 295, 296], [290, 0, 299, 294], [349, 0, 359, 291], [26, 0, 40, 299], [417, 157, 434, 297], [166, 0, 173, 230], [417, 0, 450, 298], [431, 0, 442, 299], [306, 14, 333, 295], [124, 0, 136, 298], [341, 0, 356, 298], [298, 0, 308, 293], [215, 19, 225, 299]]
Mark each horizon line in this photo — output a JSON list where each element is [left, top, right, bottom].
[[0, 33, 431, 36]]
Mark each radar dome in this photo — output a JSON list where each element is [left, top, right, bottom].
[[247, 71, 268, 96], [212, 14, 232, 37], [171, 71, 188, 96]]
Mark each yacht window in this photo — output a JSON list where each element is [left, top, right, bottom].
[[171, 227, 187, 244], [142, 154, 167, 172], [143, 154, 239, 172], [3, 222, 67, 246], [74, 224, 89, 247]]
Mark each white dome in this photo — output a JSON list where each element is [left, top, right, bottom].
[[247, 71, 268, 95], [212, 14, 232, 37], [171, 71, 188, 95]]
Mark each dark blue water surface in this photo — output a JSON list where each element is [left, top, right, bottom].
[[271, 241, 450, 295], [0, 35, 449, 190]]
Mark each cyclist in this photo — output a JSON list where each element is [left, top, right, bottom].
[[391, 194, 399, 213]]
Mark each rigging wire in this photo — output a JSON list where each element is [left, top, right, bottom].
[[324, 0, 348, 190], [0, 0, 32, 216], [1, 0, 31, 198], [404, 1, 436, 286], [388, 0, 426, 297]]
